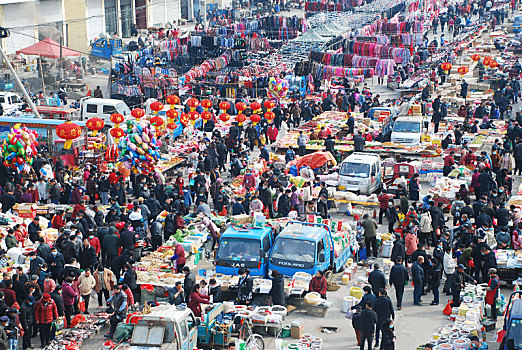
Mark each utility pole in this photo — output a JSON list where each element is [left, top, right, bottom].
[[0, 28, 41, 118], [60, 36, 64, 80]]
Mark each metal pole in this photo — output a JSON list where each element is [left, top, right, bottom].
[[60, 36, 64, 80], [0, 46, 41, 118]]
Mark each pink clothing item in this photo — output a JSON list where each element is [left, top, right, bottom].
[[43, 278, 56, 294], [405, 233, 418, 256]]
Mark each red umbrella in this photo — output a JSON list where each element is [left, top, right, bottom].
[[16, 37, 81, 59]]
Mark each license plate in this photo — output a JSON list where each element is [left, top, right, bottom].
[[339, 185, 345, 190]]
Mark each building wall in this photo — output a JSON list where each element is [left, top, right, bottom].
[[64, 0, 89, 53], [86, 0, 105, 43]]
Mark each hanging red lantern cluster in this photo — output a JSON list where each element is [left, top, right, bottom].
[[264, 100, 276, 110], [150, 116, 164, 136], [250, 114, 261, 125], [131, 108, 145, 121], [250, 101, 261, 114], [166, 109, 179, 130], [150, 101, 164, 114], [490, 60, 499, 69], [86, 117, 104, 136], [187, 98, 200, 110], [166, 95, 180, 106], [471, 54, 481, 62], [457, 66, 469, 77], [56, 121, 82, 149], [110, 113, 125, 143], [483, 57, 492, 67], [110, 127, 125, 141], [219, 113, 230, 122], [264, 111, 275, 123], [440, 62, 452, 74], [201, 111, 212, 122], [201, 99, 213, 110]]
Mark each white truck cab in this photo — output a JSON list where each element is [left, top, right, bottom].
[[390, 116, 424, 145], [338, 152, 382, 195], [80, 97, 131, 121], [0, 92, 23, 115]]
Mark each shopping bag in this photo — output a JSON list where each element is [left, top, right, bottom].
[[78, 297, 86, 313], [496, 329, 506, 343], [443, 300, 453, 316], [345, 309, 354, 320]]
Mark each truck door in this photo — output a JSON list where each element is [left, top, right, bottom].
[[317, 239, 327, 272], [178, 319, 190, 350], [262, 234, 271, 276], [187, 314, 198, 349]]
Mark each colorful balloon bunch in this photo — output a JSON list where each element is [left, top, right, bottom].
[[2, 124, 38, 173], [267, 77, 289, 101], [117, 120, 161, 175]]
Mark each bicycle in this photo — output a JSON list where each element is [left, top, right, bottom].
[[238, 318, 265, 350]]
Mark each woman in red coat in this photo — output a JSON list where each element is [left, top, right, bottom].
[[188, 284, 210, 317]]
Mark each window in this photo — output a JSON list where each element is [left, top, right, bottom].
[[0, 97, 5, 103], [179, 320, 188, 340], [262, 235, 270, 253], [340, 162, 369, 178], [11, 95, 20, 104], [317, 240, 325, 257], [217, 238, 261, 262], [271, 238, 316, 263], [95, 40, 106, 48], [103, 105, 117, 114], [86, 104, 98, 113], [393, 121, 421, 133]]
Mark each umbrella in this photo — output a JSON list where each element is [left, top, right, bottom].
[[16, 37, 81, 59]]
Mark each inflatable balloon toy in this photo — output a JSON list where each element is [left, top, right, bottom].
[[2, 123, 39, 173], [116, 120, 162, 175], [267, 77, 289, 101]]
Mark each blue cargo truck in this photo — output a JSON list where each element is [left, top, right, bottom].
[[215, 226, 274, 277], [268, 221, 352, 277]]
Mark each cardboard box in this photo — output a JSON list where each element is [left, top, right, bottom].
[[17, 204, 36, 219], [230, 214, 251, 226], [253, 213, 266, 228], [291, 325, 304, 339]]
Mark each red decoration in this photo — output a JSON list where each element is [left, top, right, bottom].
[[86, 117, 104, 136], [188, 111, 200, 121], [166, 109, 179, 119], [490, 60, 499, 68], [250, 102, 261, 112], [483, 57, 492, 67], [250, 114, 261, 125], [219, 113, 230, 122], [219, 101, 231, 111], [264, 100, 276, 110], [457, 66, 469, 76], [440, 62, 452, 73], [110, 113, 125, 125], [167, 122, 177, 130], [201, 111, 212, 121], [187, 98, 200, 109], [166, 95, 180, 105], [471, 54, 481, 62], [110, 127, 125, 140], [265, 111, 275, 122], [235, 102, 247, 113], [56, 121, 82, 149], [235, 114, 247, 125], [150, 101, 164, 112], [150, 116, 164, 127], [180, 113, 189, 127], [130, 108, 145, 120], [201, 99, 213, 109]]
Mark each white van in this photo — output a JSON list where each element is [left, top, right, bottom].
[[80, 97, 131, 121], [390, 116, 423, 145], [338, 153, 382, 195]]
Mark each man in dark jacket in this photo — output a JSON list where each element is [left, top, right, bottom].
[[28, 217, 41, 243], [353, 132, 366, 152], [103, 227, 119, 267], [429, 257, 442, 305], [28, 251, 45, 278], [368, 264, 386, 296], [359, 301, 378, 350], [118, 224, 135, 251], [389, 256, 408, 309], [478, 169, 496, 198], [277, 190, 291, 217], [49, 285, 64, 317], [269, 271, 285, 306], [481, 246, 497, 280], [19, 296, 35, 350], [390, 234, 406, 264], [183, 266, 196, 304], [373, 289, 394, 349], [45, 247, 65, 282], [450, 264, 476, 307], [111, 250, 134, 281], [79, 239, 97, 271], [352, 286, 376, 311], [412, 256, 425, 306]]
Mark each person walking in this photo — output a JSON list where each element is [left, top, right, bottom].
[[94, 265, 113, 309], [61, 277, 77, 328], [362, 214, 378, 259], [412, 256, 425, 306], [19, 296, 35, 350], [182, 266, 196, 304], [368, 264, 386, 296], [450, 264, 476, 307], [428, 257, 442, 305], [389, 257, 408, 310], [34, 293, 58, 348], [359, 301, 378, 350], [78, 268, 96, 314], [443, 247, 456, 295], [485, 268, 500, 321], [373, 289, 394, 349], [379, 319, 396, 350], [351, 306, 363, 347]]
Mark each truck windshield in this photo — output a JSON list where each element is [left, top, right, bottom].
[[271, 238, 316, 263], [217, 238, 261, 262], [340, 162, 369, 178], [507, 318, 522, 349], [393, 121, 421, 133]]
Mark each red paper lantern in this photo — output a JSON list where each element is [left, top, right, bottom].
[[110, 113, 125, 125], [166, 109, 179, 119], [187, 98, 200, 109], [150, 101, 164, 112], [86, 117, 104, 136], [167, 122, 177, 130], [483, 57, 492, 67], [130, 108, 145, 120], [235, 102, 247, 113], [188, 111, 200, 121], [264, 111, 275, 122], [457, 66, 469, 76], [201, 99, 213, 109], [219, 101, 231, 111], [110, 127, 125, 140], [250, 102, 261, 112], [180, 113, 189, 127], [219, 113, 230, 122], [250, 114, 261, 125], [235, 114, 247, 126], [471, 54, 481, 62], [440, 62, 452, 73], [201, 111, 212, 121], [264, 100, 276, 110], [56, 121, 82, 149], [150, 116, 164, 127], [490, 60, 499, 68], [166, 95, 180, 105]]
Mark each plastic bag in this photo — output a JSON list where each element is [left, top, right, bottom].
[[140, 284, 155, 292], [70, 314, 86, 327], [443, 300, 453, 316], [65, 341, 80, 350], [345, 309, 354, 320]]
